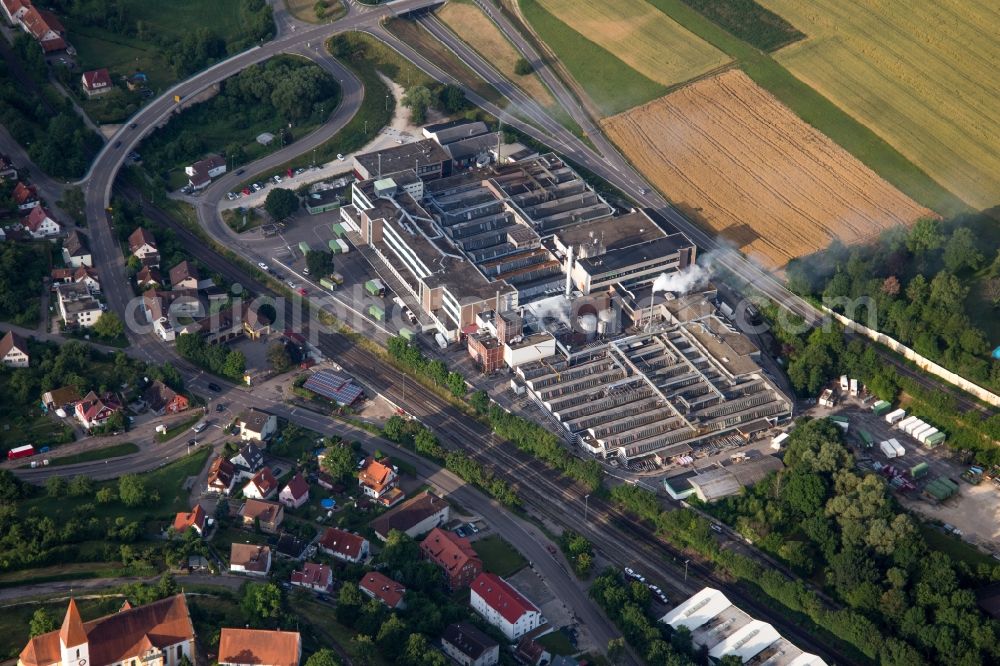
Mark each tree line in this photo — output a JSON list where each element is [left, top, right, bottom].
[[786, 212, 1000, 391]]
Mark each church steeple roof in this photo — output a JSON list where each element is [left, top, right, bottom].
[[60, 598, 87, 648]]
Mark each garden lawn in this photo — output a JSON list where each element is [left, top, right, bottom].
[[471, 535, 527, 577], [64, 22, 175, 91]]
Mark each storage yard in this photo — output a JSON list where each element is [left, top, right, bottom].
[[601, 70, 934, 268], [759, 0, 1000, 211]]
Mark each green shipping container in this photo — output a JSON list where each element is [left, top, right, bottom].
[[331, 223, 346, 238], [369, 305, 385, 321], [910, 462, 929, 479], [299, 241, 311, 255], [859, 430, 874, 447], [319, 278, 336, 290], [365, 279, 383, 296], [399, 327, 414, 341], [872, 400, 892, 416], [926, 431, 947, 447], [328, 239, 343, 253]]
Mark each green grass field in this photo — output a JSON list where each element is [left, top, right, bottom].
[[537, 629, 577, 655], [48, 443, 140, 467], [520, 0, 666, 116], [471, 535, 527, 577], [640, 0, 969, 217], [760, 0, 997, 212], [19, 448, 210, 523], [123, 0, 247, 41], [66, 22, 176, 92]]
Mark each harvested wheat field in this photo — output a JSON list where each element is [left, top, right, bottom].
[[438, 2, 555, 108], [602, 69, 934, 268], [535, 0, 729, 89], [759, 0, 1000, 210]]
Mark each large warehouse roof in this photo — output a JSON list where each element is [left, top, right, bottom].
[[661, 587, 828, 666]]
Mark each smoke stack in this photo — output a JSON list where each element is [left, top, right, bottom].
[[564, 244, 574, 298]]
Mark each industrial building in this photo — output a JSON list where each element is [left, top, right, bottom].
[[512, 288, 791, 462], [661, 587, 827, 665]]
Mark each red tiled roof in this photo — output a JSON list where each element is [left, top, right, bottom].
[[12, 181, 35, 204], [240, 499, 282, 525], [24, 205, 56, 232], [218, 628, 300, 666], [128, 227, 156, 252], [471, 573, 539, 625], [247, 467, 278, 496], [282, 473, 309, 501], [78, 391, 120, 423], [208, 457, 235, 488], [358, 571, 406, 608], [358, 457, 395, 492], [420, 528, 481, 584], [290, 562, 331, 589], [0, 330, 27, 358], [319, 527, 366, 559], [21, 596, 195, 666], [1, 0, 28, 17], [82, 68, 112, 90], [172, 504, 206, 533]]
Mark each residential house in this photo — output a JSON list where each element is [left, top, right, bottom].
[[74, 391, 120, 430], [515, 637, 549, 666], [357, 457, 403, 507], [275, 534, 307, 559], [81, 68, 112, 97], [41, 386, 81, 414], [372, 491, 450, 541], [229, 543, 271, 576], [218, 629, 300, 666], [469, 573, 542, 640], [238, 499, 284, 533], [12, 182, 37, 210], [185, 155, 226, 190], [0, 153, 17, 180], [0, 330, 30, 368], [318, 527, 368, 563], [143, 380, 189, 415], [19, 6, 66, 52], [420, 527, 482, 589], [230, 443, 265, 481], [172, 504, 207, 536], [441, 622, 500, 666], [17, 595, 196, 666], [290, 563, 332, 593], [358, 571, 406, 610], [135, 266, 163, 289], [168, 260, 199, 290], [142, 289, 202, 342], [237, 408, 277, 443], [278, 473, 309, 509], [54, 282, 102, 328], [62, 230, 92, 268], [50, 268, 73, 284], [243, 467, 278, 500], [207, 457, 236, 494], [1, 1, 30, 28], [243, 304, 272, 341], [128, 227, 159, 263], [24, 205, 61, 238], [73, 267, 100, 294]]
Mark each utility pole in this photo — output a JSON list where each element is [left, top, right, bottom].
[[684, 559, 690, 581]]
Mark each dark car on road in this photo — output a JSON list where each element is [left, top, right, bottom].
[[113, 140, 121, 148], [215, 403, 225, 412], [207, 382, 221, 392], [236, 169, 245, 175]]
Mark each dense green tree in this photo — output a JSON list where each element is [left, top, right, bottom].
[[117, 474, 147, 507], [93, 312, 125, 341], [241, 582, 282, 624], [402, 86, 433, 124], [265, 188, 299, 220], [943, 227, 985, 272], [320, 443, 355, 481], [29, 608, 56, 637], [45, 476, 66, 498], [304, 649, 340, 666], [306, 249, 334, 276], [267, 342, 293, 372]]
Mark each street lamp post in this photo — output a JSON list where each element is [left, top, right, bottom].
[[684, 559, 690, 581], [584, 494, 590, 522]]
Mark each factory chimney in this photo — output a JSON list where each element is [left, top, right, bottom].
[[564, 244, 574, 298]]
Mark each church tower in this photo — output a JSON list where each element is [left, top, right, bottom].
[[59, 599, 90, 666]]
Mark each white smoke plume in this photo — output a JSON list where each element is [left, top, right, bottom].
[[652, 261, 711, 296]]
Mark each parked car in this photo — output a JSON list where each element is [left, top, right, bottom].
[[113, 140, 122, 148], [128, 122, 137, 129], [297, 288, 307, 296], [215, 403, 225, 412], [454, 527, 467, 538], [467, 522, 479, 534], [546, 545, 557, 555], [207, 382, 221, 392], [258, 262, 269, 271], [337, 153, 344, 161]]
